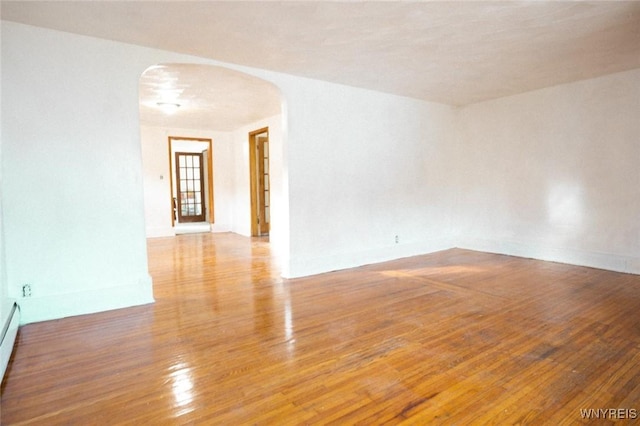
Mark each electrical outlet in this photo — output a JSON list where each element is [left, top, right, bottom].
[[395, 235, 399, 244], [22, 284, 32, 298]]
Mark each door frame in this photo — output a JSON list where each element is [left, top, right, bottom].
[[249, 127, 269, 237], [168, 136, 214, 227]]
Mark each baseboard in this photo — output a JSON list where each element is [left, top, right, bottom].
[[286, 236, 640, 279], [146, 226, 175, 238], [211, 224, 232, 233], [17, 275, 155, 324], [458, 237, 640, 275], [1, 301, 20, 383], [285, 237, 455, 279]]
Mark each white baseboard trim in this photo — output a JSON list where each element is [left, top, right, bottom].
[[285, 237, 455, 279], [211, 224, 232, 233], [458, 237, 640, 275], [146, 226, 175, 238], [1, 301, 19, 382], [17, 276, 155, 324], [286, 236, 640, 279], [175, 223, 211, 235]]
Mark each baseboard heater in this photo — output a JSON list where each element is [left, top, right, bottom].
[[0, 301, 20, 383]]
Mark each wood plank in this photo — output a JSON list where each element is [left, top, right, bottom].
[[2, 233, 640, 424]]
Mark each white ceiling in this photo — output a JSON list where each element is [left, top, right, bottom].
[[2, 1, 640, 128], [139, 64, 282, 131]]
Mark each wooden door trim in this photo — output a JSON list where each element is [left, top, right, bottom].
[[168, 136, 215, 227], [249, 127, 269, 237]]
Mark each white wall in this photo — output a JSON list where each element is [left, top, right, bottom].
[[0, 24, 9, 327], [457, 69, 640, 274], [0, 18, 6, 318], [140, 126, 235, 237], [1, 22, 163, 323], [0, 160, 8, 330], [283, 80, 458, 277]]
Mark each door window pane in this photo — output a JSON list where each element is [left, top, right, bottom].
[[176, 152, 207, 222]]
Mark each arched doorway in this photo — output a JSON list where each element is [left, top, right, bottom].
[[138, 63, 285, 245]]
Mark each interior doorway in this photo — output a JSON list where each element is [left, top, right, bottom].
[[139, 64, 286, 249], [168, 136, 214, 232], [249, 127, 270, 237]]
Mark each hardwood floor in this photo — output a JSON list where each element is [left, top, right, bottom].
[[2, 233, 640, 424]]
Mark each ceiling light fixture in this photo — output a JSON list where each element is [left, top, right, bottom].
[[156, 102, 181, 114]]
